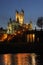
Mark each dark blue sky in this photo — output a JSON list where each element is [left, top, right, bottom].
[[0, 0, 43, 29]]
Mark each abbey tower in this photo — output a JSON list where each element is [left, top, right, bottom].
[[16, 9, 24, 26]]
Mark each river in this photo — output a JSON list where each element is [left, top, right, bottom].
[[0, 53, 38, 65]]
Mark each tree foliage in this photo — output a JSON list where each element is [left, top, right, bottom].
[[37, 17, 43, 28]]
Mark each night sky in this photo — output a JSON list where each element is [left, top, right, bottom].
[[0, 0, 43, 29]]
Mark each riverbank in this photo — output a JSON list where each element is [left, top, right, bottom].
[[0, 42, 43, 53]]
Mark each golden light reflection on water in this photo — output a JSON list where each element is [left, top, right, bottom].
[[16, 53, 32, 65], [2, 53, 36, 65], [3, 54, 11, 65]]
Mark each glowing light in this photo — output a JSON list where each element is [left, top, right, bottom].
[[31, 53, 36, 65], [27, 34, 35, 42], [3, 34, 7, 39], [33, 34, 35, 38], [33, 34, 35, 42], [0, 34, 7, 42], [15, 53, 31, 65], [3, 54, 11, 65], [2, 53, 37, 65], [26, 23, 28, 25], [16, 10, 24, 25], [26, 23, 29, 29], [17, 31, 21, 34], [29, 34, 33, 42], [7, 35, 14, 41], [27, 34, 30, 42]]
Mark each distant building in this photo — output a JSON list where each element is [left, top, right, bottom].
[[23, 23, 32, 30], [7, 10, 33, 34], [7, 19, 20, 34], [23, 20, 33, 30], [16, 9, 24, 26]]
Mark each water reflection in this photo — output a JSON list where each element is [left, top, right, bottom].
[[0, 53, 37, 65], [16, 53, 32, 65], [3, 54, 11, 65]]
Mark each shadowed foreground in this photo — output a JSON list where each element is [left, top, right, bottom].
[[0, 42, 43, 53]]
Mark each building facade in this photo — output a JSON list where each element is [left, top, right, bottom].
[[7, 20, 20, 34], [7, 10, 32, 34], [16, 10, 24, 26]]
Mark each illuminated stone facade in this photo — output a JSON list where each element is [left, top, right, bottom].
[[7, 10, 32, 34], [16, 10, 24, 26], [7, 20, 20, 34], [23, 22, 32, 30]]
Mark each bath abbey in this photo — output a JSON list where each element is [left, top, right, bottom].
[[7, 9, 32, 34], [0, 9, 43, 43]]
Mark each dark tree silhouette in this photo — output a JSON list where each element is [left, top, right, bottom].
[[0, 27, 3, 30], [37, 17, 43, 29]]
